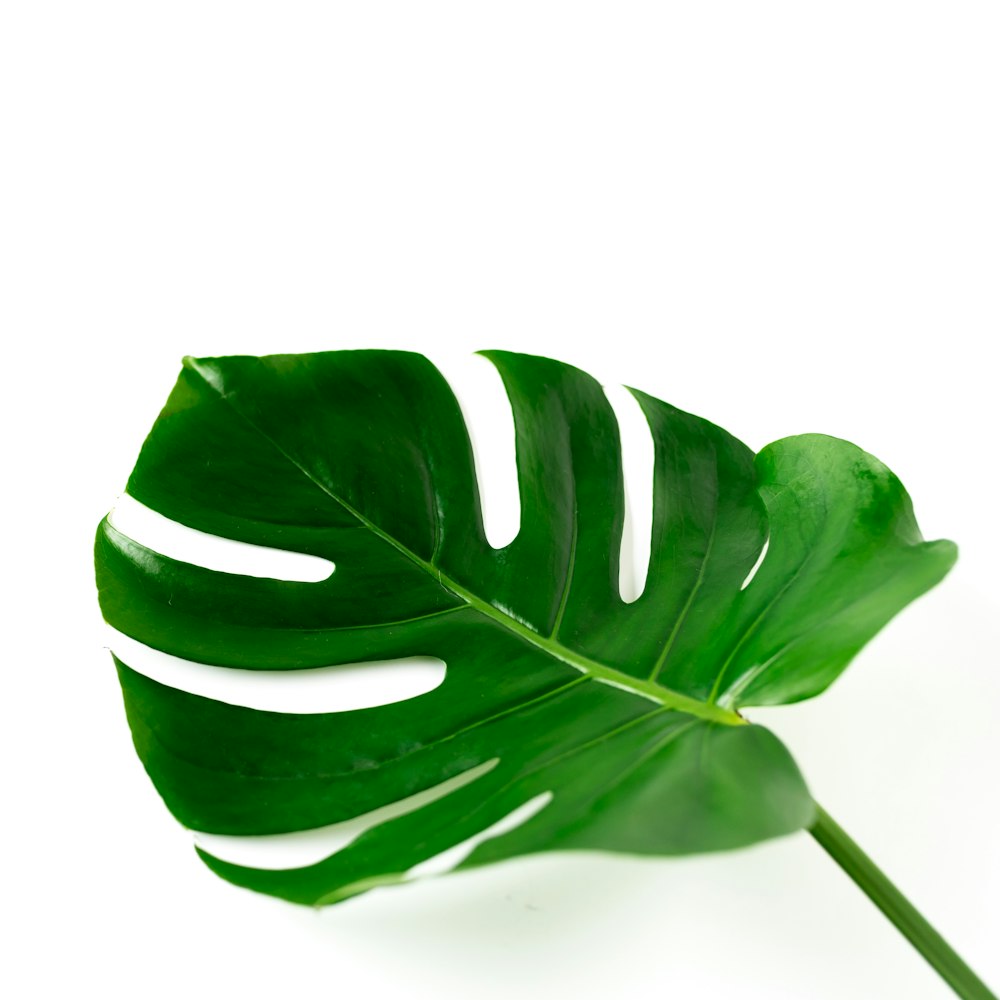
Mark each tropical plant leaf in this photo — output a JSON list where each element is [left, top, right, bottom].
[[94, 350, 956, 906]]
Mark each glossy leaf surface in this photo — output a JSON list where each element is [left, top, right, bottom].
[[94, 351, 956, 905]]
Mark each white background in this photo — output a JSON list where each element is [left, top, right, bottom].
[[3, 2, 998, 998]]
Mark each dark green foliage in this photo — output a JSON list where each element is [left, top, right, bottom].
[[95, 351, 955, 905]]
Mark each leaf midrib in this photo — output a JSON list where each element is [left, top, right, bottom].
[[188, 361, 745, 728]]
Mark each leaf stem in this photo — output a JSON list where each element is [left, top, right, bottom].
[[809, 803, 996, 1000]]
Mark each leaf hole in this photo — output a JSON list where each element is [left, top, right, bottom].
[[193, 759, 500, 870], [603, 384, 654, 603], [107, 627, 447, 713], [428, 351, 520, 550], [740, 535, 770, 590], [407, 791, 554, 879], [109, 494, 335, 582]]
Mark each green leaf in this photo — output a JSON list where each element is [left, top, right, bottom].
[[94, 350, 956, 906]]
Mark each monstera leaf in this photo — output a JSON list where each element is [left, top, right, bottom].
[[95, 350, 955, 907]]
